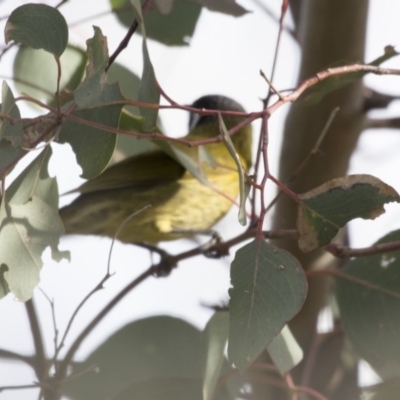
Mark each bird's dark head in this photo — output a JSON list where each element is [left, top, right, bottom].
[[188, 95, 252, 170], [188, 95, 246, 130]]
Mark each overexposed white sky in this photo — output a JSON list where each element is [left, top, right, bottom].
[[1, 1, 400, 398]]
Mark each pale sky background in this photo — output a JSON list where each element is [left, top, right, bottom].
[[1, 1, 400, 398]]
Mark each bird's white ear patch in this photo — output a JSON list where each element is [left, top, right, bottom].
[[156, 219, 173, 233]]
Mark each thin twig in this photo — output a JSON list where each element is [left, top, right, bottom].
[[106, 0, 152, 71], [251, 0, 297, 41], [250, 0, 288, 230], [53, 273, 113, 365], [55, 265, 156, 381], [0, 383, 39, 393], [263, 106, 339, 214], [260, 69, 284, 100], [107, 205, 152, 275], [307, 268, 400, 299], [38, 289, 59, 365]]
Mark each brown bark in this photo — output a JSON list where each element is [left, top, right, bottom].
[[271, 0, 369, 397]]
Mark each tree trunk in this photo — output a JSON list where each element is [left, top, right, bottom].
[[270, 0, 369, 398]]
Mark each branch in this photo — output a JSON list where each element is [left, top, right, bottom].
[[24, 299, 47, 380], [366, 117, 400, 130], [363, 87, 400, 111], [268, 64, 400, 115], [326, 240, 400, 258], [0, 383, 39, 393], [0, 349, 36, 367]]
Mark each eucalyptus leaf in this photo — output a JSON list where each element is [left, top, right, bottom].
[[336, 229, 400, 380], [5, 4, 68, 57], [13, 45, 86, 107], [267, 325, 303, 375], [219, 114, 249, 226], [228, 240, 307, 370], [0, 147, 69, 301], [74, 27, 109, 107], [193, 0, 250, 16], [59, 83, 125, 179], [202, 312, 229, 400], [297, 175, 400, 252], [110, 0, 202, 46], [0, 81, 22, 145], [62, 316, 203, 400]]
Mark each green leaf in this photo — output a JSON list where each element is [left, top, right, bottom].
[[107, 63, 161, 158], [59, 83, 125, 179], [5, 4, 68, 57], [228, 239, 307, 370], [297, 175, 400, 252], [117, 109, 157, 158], [0, 147, 69, 301], [0, 142, 23, 172], [202, 312, 229, 400], [107, 62, 141, 116], [364, 381, 400, 400], [110, 0, 202, 46], [267, 325, 303, 375], [128, 0, 160, 131], [0, 82, 28, 171], [336, 229, 400, 380], [13, 45, 86, 107], [193, 0, 250, 16], [219, 114, 249, 226], [62, 316, 203, 400], [74, 27, 109, 107], [0, 81, 22, 145], [138, 40, 160, 131], [156, 139, 210, 185], [128, 0, 158, 125]]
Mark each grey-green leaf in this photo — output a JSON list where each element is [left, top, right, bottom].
[[110, 0, 202, 46], [59, 83, 125, 179], [267, 325, 303, 375], [219, 114, 249, 225], [62, 316, 203, 400], [336, 229, 400, 380], [298, 175, 400, 252], [13, 45, 86, 108], [5, 4, 68, 57], [74, 27, 109, 107], [0, 81, 22, 145], [228, 239, 307, 370], [0, 147, 69, 301], [193, 0, 250, 16], [202, 312, 229, 400]]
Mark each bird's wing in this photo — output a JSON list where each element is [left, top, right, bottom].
[[74, 150, 186, 194]]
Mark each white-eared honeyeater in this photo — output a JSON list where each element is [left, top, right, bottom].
[[60, 95, 252, 243]]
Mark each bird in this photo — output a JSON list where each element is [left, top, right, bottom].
[[59, 95, 252, 244]]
